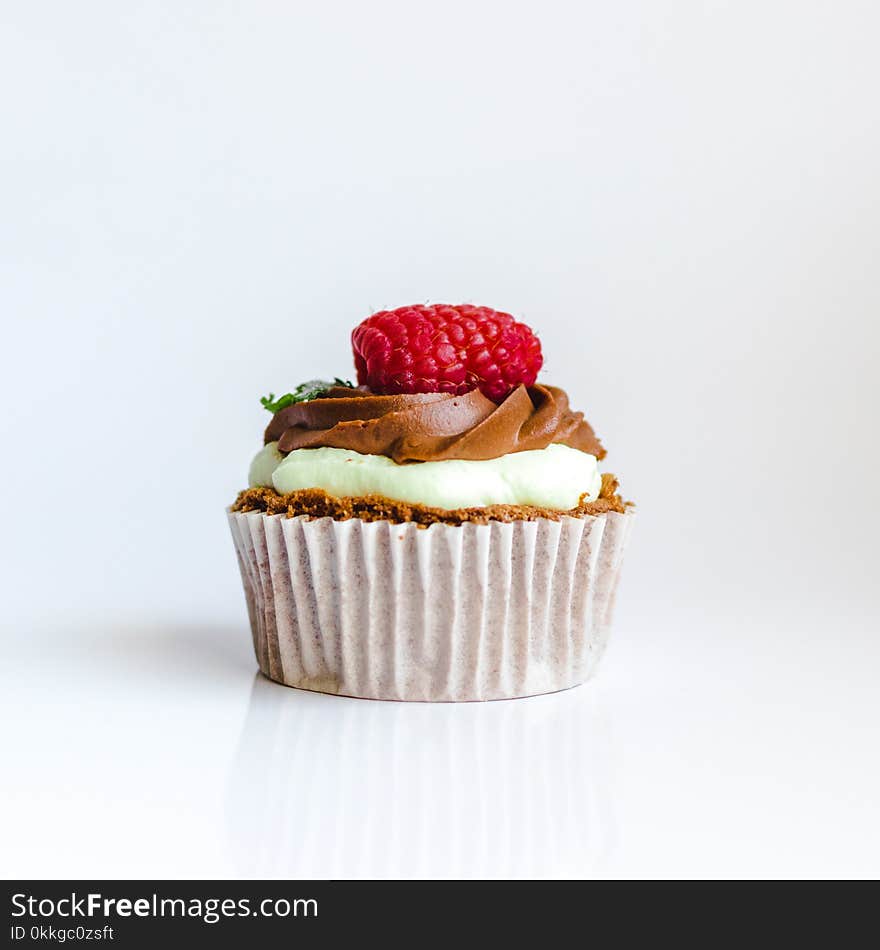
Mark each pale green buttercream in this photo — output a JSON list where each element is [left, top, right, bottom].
[[249, 443, 602, 510]]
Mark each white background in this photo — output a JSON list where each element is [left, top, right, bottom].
[[1, 1, 878, 879]]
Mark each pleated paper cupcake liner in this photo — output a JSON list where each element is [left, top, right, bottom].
[[228, 508, 633, 702]]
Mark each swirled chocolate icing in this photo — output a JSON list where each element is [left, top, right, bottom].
[[264, 384, 606, 464]]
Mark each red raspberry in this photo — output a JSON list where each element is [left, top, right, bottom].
[[351, 304, 543, 402]]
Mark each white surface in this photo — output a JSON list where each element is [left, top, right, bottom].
[[1, 1, 879, 879], [2, 610, 878, 879]]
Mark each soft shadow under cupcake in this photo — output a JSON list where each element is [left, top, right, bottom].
[[31, 618, 252, 688]]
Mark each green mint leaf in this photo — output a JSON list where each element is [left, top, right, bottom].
[[260, 378, 354, 414]]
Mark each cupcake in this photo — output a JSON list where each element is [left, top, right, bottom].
[[229, 304, 633, 701]]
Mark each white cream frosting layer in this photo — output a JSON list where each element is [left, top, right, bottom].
[[249, 442, 601, 510]]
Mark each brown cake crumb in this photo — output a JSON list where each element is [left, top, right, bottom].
[[231, 475, 630, 527]]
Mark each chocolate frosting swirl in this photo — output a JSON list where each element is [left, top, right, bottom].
[[264, 384, 606, 464]]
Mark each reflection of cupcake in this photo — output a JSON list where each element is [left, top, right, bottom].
[[229, 304, 633, 701], [227, 674, 612, 877]]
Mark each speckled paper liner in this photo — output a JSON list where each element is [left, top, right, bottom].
[[228, 509, 633, 702]]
